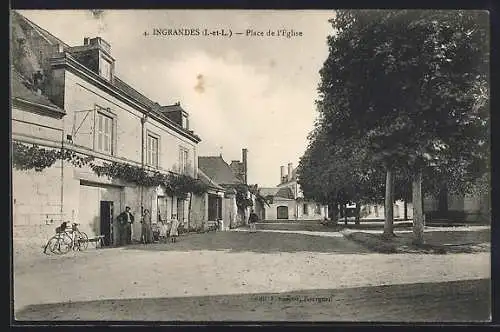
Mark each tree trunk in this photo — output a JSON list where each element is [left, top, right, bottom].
[[438, 185, 448, 218], [355, 201, 361, 225], [383, 168, 395, 238], [412, 170, 425, 245], [329, 202, 338, 224], [404, 200, 408, 221], [344, 204, 348, 225]]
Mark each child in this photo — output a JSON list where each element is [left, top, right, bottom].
[[158, 220, 168, 243]]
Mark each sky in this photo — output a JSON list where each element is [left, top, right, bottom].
[[18, 9, 334, 187]]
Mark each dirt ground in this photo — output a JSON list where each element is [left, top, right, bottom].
[[13, 230, 491, 322]]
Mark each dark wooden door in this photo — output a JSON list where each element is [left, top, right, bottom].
[[100, 201, 113, 246], [277, 206, 289, 219]]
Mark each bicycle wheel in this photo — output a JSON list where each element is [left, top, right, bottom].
[[54, 233, 72, 255], [75, 231, 88, 251], [44, 236, 59, 255]]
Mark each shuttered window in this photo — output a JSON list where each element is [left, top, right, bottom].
[[96, 112, 113, 154]]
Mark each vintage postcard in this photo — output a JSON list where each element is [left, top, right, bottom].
[[11, 9, 490, 322]]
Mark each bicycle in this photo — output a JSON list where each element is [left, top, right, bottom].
[[43, 222, 89, 255]]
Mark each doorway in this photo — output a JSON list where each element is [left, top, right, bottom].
[[177, 198, 185, 224], [208, 194, 222, 221], [277, 206, 289, 219], [100, 201, 114, 246]]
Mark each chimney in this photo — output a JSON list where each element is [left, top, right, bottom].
[[242, 148, 248, 184], [84, 37, 90, 45], [288, 163, 293, 181], [280, 166, 286, 183]]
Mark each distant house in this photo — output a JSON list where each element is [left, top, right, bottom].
[[188, 168, 228, 231], [423, 185, 490, 224], [259, 163, 328, 221], [198, 151, 247, 229]]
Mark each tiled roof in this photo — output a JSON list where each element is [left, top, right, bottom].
[[15, 12, 156, 112], [197, 168, 224, 191], [198, 156, 243, 186], [161, 104, 183, 113], [113, 76, 156, 109], [11, 69, 64, 113], [259, 187, 294, 199], [12, 11, 70, 49], [12, 11, 199, 140]]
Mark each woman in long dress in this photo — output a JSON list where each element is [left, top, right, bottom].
[[169, 218, 180, 243], [141, 209, 153, 244]]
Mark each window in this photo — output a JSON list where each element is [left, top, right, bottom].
[[99, 57, 112, 81], [303, 203, 308, 215], [96, 112, 113, 154], [315, 204, 321, 214], [147, 134, 159, 167], [182, 116, 189, 130], [179, 147, 189, 174]]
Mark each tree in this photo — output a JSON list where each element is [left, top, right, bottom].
[[316, 10, 489, 243], [297, 122, 387, 224]]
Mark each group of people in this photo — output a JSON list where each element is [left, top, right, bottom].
[[116, 206, 180, 246], [116, 206, 260, 246]]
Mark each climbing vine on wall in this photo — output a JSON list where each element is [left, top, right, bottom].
[[12, 141, 208, 196], [90, 162, 209, 197], [12, 142, 94, 172]]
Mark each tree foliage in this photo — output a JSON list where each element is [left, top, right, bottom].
[[300, 10, 489, 235], [319, 10, 489, 175]]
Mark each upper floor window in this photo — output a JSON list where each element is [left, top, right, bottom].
[[99, 57, 112, 81], [179, 147, 189, 174], [182, 116, 189, 130], [96, 112, 113, 154], [147, 134, 159, 168]]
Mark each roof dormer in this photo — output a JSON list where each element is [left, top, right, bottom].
[[159, 102, 190, 130], [68, 37, 115, 82]]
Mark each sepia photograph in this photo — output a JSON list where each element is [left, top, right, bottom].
[[10, 9, 490, 322]]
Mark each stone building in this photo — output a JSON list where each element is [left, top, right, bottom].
[[11, 11, 202, 247], [197, 154, 245, 229]]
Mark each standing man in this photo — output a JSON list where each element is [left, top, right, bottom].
[[117, 206, 134, 246], [248, 209, 259, 233]]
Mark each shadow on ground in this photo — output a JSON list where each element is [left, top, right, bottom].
[[346, 229, 491, 254], [257, 222, 413, 232], [399, 229, 491, 245], [122, 231, 371, 254], [15, 279, 490, 322]]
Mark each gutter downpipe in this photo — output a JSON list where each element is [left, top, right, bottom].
[[60, 117, 65, 222], [140, 114, 148, 216]]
